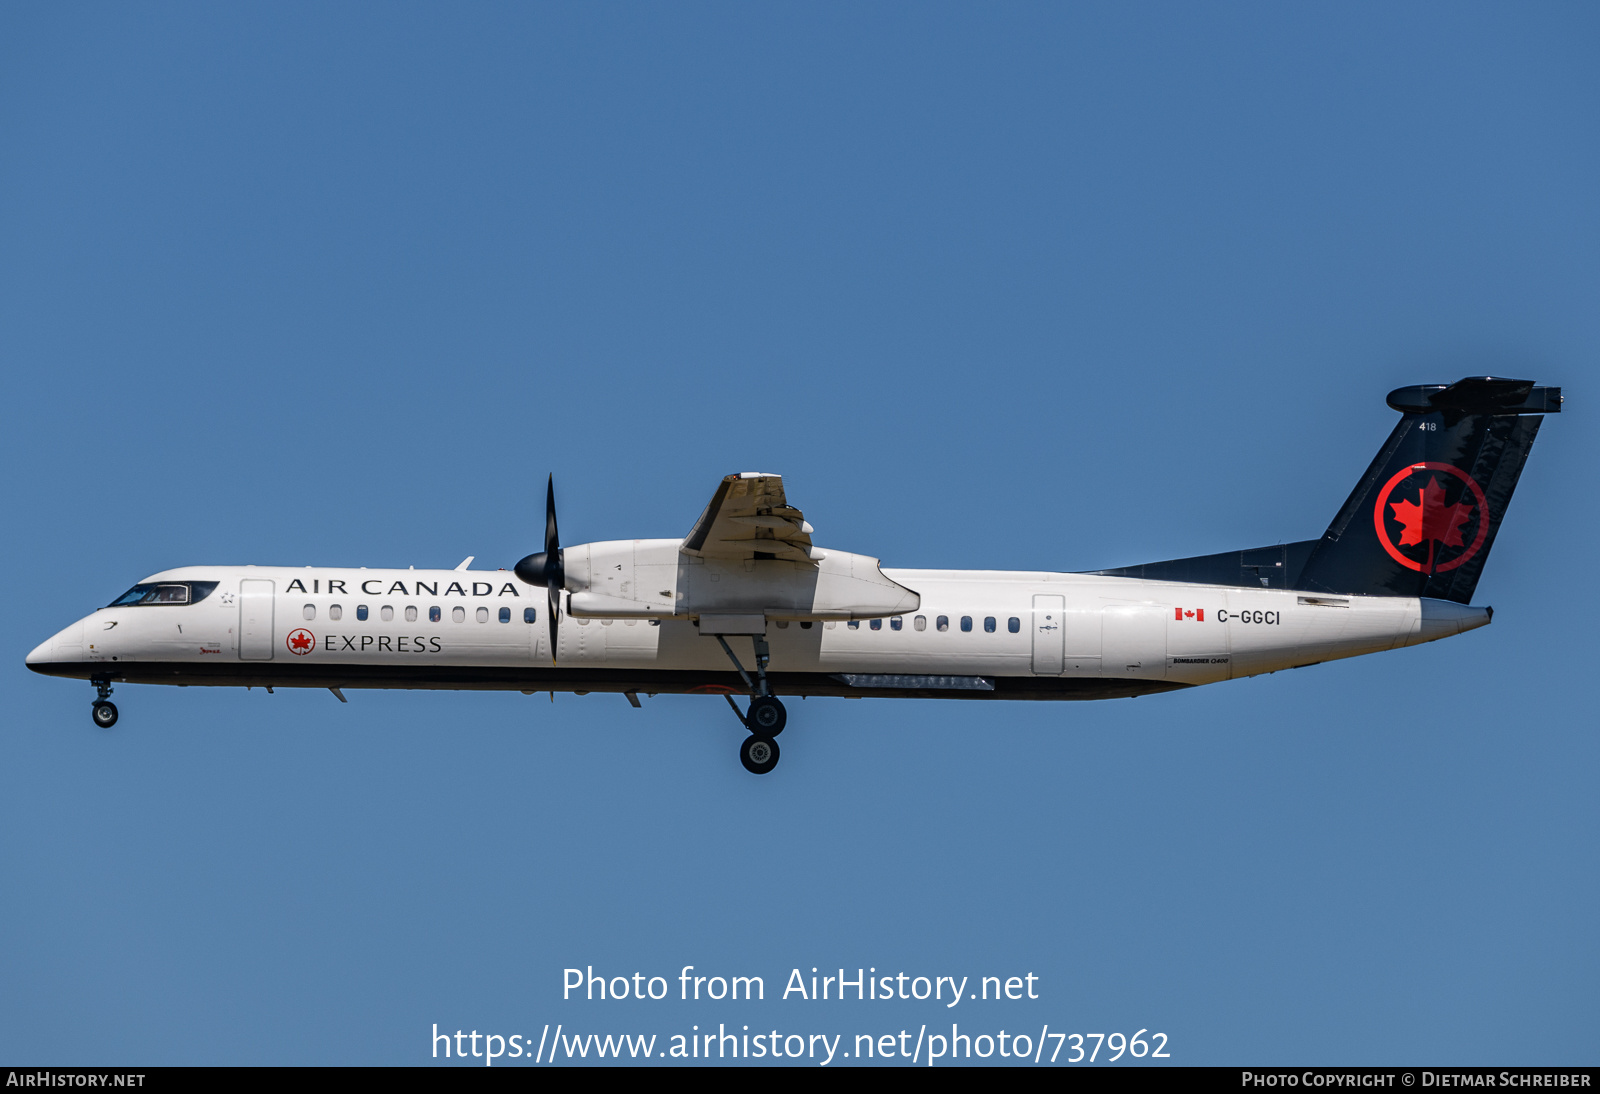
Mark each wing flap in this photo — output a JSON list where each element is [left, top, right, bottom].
[[682, 473, 816, 562]]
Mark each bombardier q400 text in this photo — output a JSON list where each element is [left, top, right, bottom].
[[28, 377, 1561, 773]]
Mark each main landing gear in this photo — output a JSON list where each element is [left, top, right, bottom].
[[725, 693, 785, 774], [90, 678, 118, 729], [740, 731, 780, 775], [715, 634, 787, 775], [747, 695, 786, 735]]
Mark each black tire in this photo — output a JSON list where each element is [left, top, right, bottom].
[[91, 701, 118, 729], [739, 734, 780, 775], [747, 696, 786, 736]]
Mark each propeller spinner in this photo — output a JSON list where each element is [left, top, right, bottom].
[[513, 475, 563, 658]]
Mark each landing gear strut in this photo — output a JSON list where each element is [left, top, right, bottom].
[[90, 678, 117, 729], [715, 635, 787, 774]]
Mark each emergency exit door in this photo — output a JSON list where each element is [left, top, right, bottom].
[[1032, 594, 1065, 674], [239, 579, 275, 660]]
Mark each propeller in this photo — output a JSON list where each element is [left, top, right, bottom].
[[513, 474, 564, 658]]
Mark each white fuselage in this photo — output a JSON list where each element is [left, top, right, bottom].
[[26, 563, 1490, 700]]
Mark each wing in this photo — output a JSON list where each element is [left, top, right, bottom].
[[681, 473, 816, 563]]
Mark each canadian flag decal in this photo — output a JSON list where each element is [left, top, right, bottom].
[[1174, 607, 1204, 621]]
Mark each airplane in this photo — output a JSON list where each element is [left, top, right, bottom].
[[27, 376, 1561, 774]]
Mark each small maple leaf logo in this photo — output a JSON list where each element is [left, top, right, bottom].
[[286, 628, 315, 655], [1373, 462, 1489, 575]]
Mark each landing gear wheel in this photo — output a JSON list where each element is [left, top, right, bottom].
[[740, 734, 780, 775], [747, 696, 786, 736], [91, 701, 118, 729]]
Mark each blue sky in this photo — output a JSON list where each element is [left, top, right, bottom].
[[1, 2, 1595, 1065]]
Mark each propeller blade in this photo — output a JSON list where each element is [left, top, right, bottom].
[[514, 475, 565, 590], [511, 474, 565, 662], [545, 474, 561, 662], [545, 474, 560, 559], [548, 586, 560, 661]]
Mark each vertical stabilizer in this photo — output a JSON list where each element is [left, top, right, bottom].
[[1295, 377, 1560, 604]]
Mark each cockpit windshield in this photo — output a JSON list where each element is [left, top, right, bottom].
[[108, 581, 219, 607]]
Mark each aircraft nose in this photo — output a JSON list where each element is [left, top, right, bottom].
[[25, 619, 86, 671]]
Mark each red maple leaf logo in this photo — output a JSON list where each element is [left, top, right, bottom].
[[1389, 475, 1475, 573], [289, 630, 313, 652]]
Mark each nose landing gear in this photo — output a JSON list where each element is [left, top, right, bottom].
[[90, 678, 118, 729]]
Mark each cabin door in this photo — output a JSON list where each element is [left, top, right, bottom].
[[1031, 594, 1065, 675], [239, 579, 275, 660]]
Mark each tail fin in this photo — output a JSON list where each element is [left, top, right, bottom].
[[1295, 376, 1561, 604]]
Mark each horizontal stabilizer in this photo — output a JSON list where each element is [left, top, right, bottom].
[[1386, 377, 1562, 416]]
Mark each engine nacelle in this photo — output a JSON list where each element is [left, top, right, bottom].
[[562, 539, 919, 621]]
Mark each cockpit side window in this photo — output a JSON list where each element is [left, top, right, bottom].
[[107, 581, 218, 607]]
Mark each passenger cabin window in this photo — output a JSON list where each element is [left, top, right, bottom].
[[1008, 616, 1020, 633], [381, 605, 394, 622], [890, 617, 902, 631], [302, 604, 315, 621], [108, 582, 218, 607], [499, 607, 511, 623], [960, 616, 973, 632], [452, 606, 466, 623], [329, 604, 343, 621], [984, 616, 996, 633], [847, 620, 860, 630], [356, 605, 369, 621], [476, 606, 489, 623], [404, 606, 417, 622], [524, 607, 537, 623], [429, 606, 441, 623], [937, 615, 949, 632], [870, 619, 882, 631], [914, 615, 926, 631]]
